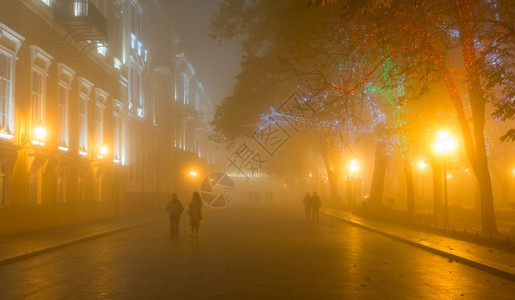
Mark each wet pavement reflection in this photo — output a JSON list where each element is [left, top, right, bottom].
[[0, 199, 512, 299]]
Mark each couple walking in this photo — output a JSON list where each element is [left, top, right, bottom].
[[166, 191, 203, 239], [303, 192, 321, 223]]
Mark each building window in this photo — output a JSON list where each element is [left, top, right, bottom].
[[183, 74, 189, 105], [31, 69, 44, 126], [113, 100, 123, 164], [131, 33, 137, 50], [30, 46, 53, 145], [78, 78, 93, 156], [0, 51, 13, 138], [74, 2, 87, 17], [0, 24, 23, 140], [79, 94, 88, 154], [41, 0, 51, 6], [113, 57, 121, 70], [58, 83, 68, 150], [94, 88, 107, 156], [97, 42, 106, 56], [57, 64, 75, 151], [137, 41, 142, 57], [129, 61, 143, 116]]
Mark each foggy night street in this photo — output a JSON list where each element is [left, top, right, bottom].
[[0, 198, 513, 299], [0, 0, 514, 299]]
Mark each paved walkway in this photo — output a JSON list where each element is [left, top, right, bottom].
[[321, 208, 515, 281], [0, 212, 165, 266], [0, 206, 513, 281]]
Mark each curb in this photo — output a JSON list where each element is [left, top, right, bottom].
[[321, 209, 515, 282], [0, 216, 165, 266]]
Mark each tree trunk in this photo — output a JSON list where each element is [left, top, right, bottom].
[[456, 0, 498, 234], [368, 138, 390, 210], [381, 57, 415, 216], [321, 149, 342, 204], [426, 39, 497, 232]]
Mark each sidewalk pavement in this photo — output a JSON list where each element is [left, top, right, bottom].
[[0, 212, 165, 266], [321, 208, 515, 281], [0, 207, 513, 282]]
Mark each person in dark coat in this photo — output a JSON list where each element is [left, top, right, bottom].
[[166, 193, 184, 239], [188, 191, 203, 238], [311, 192, 321, 223]]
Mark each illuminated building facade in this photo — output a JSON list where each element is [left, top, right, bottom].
[[0, 0, 214, 236]]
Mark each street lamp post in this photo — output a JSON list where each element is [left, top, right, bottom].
[[434, 131, 457, 227]]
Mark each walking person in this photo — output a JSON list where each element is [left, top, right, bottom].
[[303, 192, 312, 222], [187, 191, 203, 238], [166, 193, 184, 239], [311, 192, 321, 223]]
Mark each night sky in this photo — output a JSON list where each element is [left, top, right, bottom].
[[164, 0, 242, 106]]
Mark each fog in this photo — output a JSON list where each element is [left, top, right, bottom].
[[0, 0, 514, 298]]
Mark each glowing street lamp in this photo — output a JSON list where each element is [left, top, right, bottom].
[[349, 160, 359, 173], [100, 145, 108, 155], [32, 123, 47, 146], [96, 145, 108, 159], [433, 131, 457, 227], [434, 131, 457, 155]]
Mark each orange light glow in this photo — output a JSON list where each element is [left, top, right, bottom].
[[434, 131, 457, 154], [348, 160, 359, 173], [32, 124, 47, 146], [100, 145, 108, 155]]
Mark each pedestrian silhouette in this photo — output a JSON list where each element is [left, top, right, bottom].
[[303, 192, 312, 222], [166, 193, 184, 239], [188, 191, 203, 238], [311, 192, 321, 223]]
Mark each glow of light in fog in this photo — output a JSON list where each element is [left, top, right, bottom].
[[433, 131, 457, 154], [418, 160, 427, 169], [189, 170, 198, 177], [97, 145, 108, 159], [32, 124, 47, 146], [100, 145, 108, 155], [348, 160, 359, 173]]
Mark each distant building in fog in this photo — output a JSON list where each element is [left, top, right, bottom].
[[0, 0, 216, 236]]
